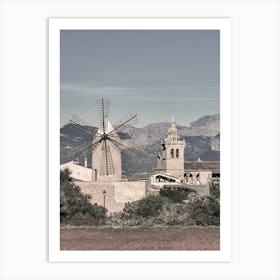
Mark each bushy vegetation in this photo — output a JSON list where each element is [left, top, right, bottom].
[[159, 186, 196, 203], [187, 193, 220, 226], [126, 195, 169, 218], [60, 169, 106, 226], [210, 181, 220, 200], [108, 185, 220, 227]]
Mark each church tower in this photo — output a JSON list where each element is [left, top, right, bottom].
[[162, 117, 186, 180]]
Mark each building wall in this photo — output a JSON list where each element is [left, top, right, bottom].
[[60, 161, 92, 181], [163, 119, 186, 179], [184, 171, 212, 185], [76, 181, 146, 213], [92, 140, 121, 182], [165, 142, 185, 179]]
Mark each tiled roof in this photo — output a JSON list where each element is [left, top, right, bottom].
[[128, 173, 152, 181], [184, 161, 220, 172]]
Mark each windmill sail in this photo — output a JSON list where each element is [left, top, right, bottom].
[[96, 98, 110, 134], [110, 112, 138, 135], [69, 97, 139, 181], [69, 114, 99, 136]]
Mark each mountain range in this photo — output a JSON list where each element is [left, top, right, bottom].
[[60, 113, 220, 176]]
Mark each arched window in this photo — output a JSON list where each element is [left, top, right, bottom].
[[196, 173, 200, 184], [171, 149, 174, 158], [176, 148, 179, 158], [184, 173, 192, 183]]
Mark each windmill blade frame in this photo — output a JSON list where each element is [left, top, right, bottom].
[[70, 114, 100, 136], [96, 98, 110, 133], [110, 112, 138, 136], [107, 136, 139, 158]]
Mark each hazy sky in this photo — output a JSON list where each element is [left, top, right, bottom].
[[60, 30, 220, 128]]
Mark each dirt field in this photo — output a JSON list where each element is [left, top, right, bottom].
[[60, 227, 220, 250]]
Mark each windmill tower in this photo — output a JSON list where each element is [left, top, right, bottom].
[[70, 98, 138, 182]]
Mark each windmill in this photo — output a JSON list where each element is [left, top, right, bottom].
[[69, 98, 138, 182]]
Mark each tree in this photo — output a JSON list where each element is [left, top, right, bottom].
[[60, 168, 106, 225]]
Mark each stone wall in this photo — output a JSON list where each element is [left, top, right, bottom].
[[75, 181, 146, 213]]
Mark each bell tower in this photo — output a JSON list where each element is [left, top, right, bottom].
[[163, 117, 186, 179]]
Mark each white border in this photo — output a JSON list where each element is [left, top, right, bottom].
[[49, 18, 231, 262]]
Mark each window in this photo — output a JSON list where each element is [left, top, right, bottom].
[[176, 148, 179, 158], [171, 149, 174, 158], [156, 175, 175, 183], [196, 173, 200, 184]]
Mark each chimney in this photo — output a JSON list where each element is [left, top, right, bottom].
[[84, 157, 88, 168]]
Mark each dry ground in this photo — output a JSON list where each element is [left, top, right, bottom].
[[60, 227, 220, 250]]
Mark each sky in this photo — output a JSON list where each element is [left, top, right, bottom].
[[60, 30, 220, 128]]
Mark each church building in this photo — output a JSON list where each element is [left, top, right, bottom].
[[151, 117, 220, 195]]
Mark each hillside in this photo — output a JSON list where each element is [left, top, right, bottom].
[[60, 114, 220, 175]]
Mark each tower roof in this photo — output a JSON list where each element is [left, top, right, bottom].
[[97, 118, 115, 134], [167, 116, 179, 135]]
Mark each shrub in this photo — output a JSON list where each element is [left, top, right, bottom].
[[186, 192, 220, 226], [159, 186, 196, 203], [210, 182, 220, 200], [60, 168, 106, 225], [107, 212, 147, 227], [109, 183, 220, 227], [120, 195, 170, 221], [136, 195, 169, 218], [155, 203, 196, 226]]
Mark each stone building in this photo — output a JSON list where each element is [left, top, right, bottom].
[[184, 161, 220, 185], [60, 159, 92, 181], [152, 117, 220, 195], [60, 116, 220, 213]]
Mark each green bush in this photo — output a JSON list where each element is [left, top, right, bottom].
[[108, 183, 220, 227], [121, 195, 170, 220], [155, 203, 196, 226], [159, 186, 196, 203], [186, 192, 220, 226], [210, 182, 220, 200], [60, 168, 106, 225], [136, 195, 169, 218]]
